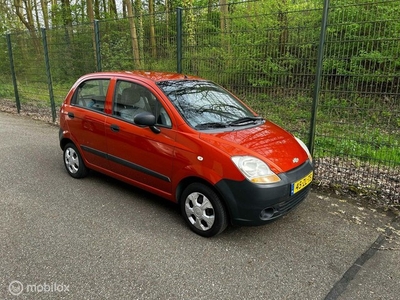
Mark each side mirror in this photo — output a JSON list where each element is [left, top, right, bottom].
[[134, 112, 161, 134]]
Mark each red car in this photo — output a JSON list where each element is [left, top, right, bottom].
[[59, 71, 313, 237]]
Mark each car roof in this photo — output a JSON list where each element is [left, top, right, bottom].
[[82, 71, 204, 83]]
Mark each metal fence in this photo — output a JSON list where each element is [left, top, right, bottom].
[[1, 0, 399, 209]]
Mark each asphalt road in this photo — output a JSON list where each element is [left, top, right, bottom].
[[0, 112, 399, 299]]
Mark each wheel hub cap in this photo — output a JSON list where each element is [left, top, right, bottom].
[[65, 148, 79, 174], [185, 192, 215, 231]]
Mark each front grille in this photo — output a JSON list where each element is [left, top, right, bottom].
[[273, 185, 311, 218]]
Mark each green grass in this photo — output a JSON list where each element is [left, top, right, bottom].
[[0, 83, 15, 99], [0, 81, 72, 107]]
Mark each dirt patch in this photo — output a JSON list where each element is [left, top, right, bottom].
[[0, 98, 59, 125], [314, 157, 399, 216]]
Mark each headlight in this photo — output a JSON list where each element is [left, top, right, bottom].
[[295, 137, 312, 162], [231, 156, 281, 184]]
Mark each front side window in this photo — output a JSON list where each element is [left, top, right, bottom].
[[71, 79, 110, 112], [157, 80, 257, 129], [113, 80, 172, 127]]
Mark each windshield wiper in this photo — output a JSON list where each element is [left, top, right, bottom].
[[195, 122, 228, 129], [228, 116, 264, 126], [195, 117, 263, 129]]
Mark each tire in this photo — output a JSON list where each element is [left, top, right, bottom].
[[180, 183, 228, 237], [63, 143, 88, 178]]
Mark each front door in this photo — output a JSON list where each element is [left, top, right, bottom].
[[105, 80, 176, 198]]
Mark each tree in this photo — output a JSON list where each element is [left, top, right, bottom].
[[219, 0, 230, 57], [41, 0, 50, 29], [125, 0, 141, 68], [109, 0, 117, 18], [135, 0, 144, 67], [13, 0, 41, 53], [149, 0, 157, 58], [94, 0, 100, 19], [61, 0, 72, 26], [87, 0, 94, 23], [14, 0, 36, 32]]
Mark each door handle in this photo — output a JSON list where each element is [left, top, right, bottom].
[[110, 124, 119, 132], [67, 112, 74, 119]]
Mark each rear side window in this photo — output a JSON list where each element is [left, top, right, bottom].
[[71, 79, 110, 112]]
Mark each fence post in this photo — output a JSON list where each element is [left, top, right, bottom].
[[6, 33, 21, 113], [309, 0, 330, 156], [94, 20, 102, 72], [41, 28, 56, 123], [176, 7, 183, 74]]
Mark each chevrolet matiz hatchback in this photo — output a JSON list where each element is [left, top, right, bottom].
[[59, 71, 313, 237]]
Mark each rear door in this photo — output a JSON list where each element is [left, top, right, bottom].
[[105, 79, 176, 198], [66, 78, 111, 168]]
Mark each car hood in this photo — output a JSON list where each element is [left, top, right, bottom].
[[199, 121, 309, 173]]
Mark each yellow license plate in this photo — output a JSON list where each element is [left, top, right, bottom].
[[291, 171, 313, 195]]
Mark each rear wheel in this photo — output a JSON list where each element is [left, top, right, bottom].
[[63, 143, 88, 178], [180, 183, 228, 237]]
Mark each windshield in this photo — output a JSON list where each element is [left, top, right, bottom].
[[157, 80, 258, 129]]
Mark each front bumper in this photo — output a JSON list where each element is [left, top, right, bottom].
[[215, 160, 313, 226]]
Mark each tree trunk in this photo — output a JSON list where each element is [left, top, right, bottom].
[[165, 0, 169, 49], [219, 0, 230, 54], [87, 0, 98, 70], [135, 0, 144, 67], [109, 0, 117, 18], [94, 0, 100, 19], [40, 0, 50, 29], [125, 0, 141, 69], [33, 0, 41, 30], [61, 0, 73, 26], [14, 0, 41, 53], [87, 0, 94, 23], [219, 0, 228, 34], [148, 0, 157, 58], [278, 1, 289, 56]]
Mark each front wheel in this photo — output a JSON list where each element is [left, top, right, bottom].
[[63, 143, 88, 178], [180, 183, 228, 237]]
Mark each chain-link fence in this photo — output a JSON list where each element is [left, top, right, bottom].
[[97, 10, 178, 72], [1, 0, 399, 209], [316, 0, 399, 207]]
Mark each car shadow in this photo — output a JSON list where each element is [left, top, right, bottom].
[[87, 170, 181, 216]]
